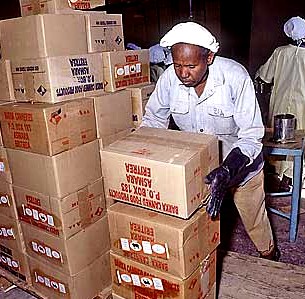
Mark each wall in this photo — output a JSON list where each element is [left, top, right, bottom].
[[249, 0, 305, 76]]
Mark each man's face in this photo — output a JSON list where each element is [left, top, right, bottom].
[[171, 43, 214, 87]]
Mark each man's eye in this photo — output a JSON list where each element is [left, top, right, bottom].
[[189, 65, 195, 69]]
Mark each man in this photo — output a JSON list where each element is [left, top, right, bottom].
[[141, 21, 279, 260], [256, 16, 305, 190]]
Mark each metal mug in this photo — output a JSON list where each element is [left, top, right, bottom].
[[273, 113, 296, 142]]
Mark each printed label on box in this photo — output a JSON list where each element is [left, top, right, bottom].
[[34, 270, 68, 294], [120, 238, 169, 260], [117, 270, 164, 291]]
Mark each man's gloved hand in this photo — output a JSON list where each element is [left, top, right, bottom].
[[205, 166, 230, 218], [205, 147, 250, 218]]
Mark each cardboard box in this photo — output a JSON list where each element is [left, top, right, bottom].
[[108, 203, 220, 278], [94, 90, 133, 139], [102, 127, 219, 219], [19, 0, 106, 16], [67, 0, 105, 9], [85, 13, 124, 53], [0, 101, 16, 147], [0, 214, 25, 253], [0, 244, 31, 283], [127, 83, 155, 127], [14, 178, 106, 239], [98, 129, 135, 150], [19, 0, 72, 16], [29, 250, 111, 299], [7, 140, 102, 198], [0, 181, 18, 219], [0, 98, 97, 155], [110, 250, 216, 299], [12, 53, 104, 103], [21, 215, 110, 275], [1, 14, 88, 61], [103, 50, 150, 92], [0, 146, 12, 184], [0, 61, 15, 101]]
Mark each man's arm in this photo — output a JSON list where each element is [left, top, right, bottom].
[[232, 75, 265, 162], [205, 72, 264, 218]]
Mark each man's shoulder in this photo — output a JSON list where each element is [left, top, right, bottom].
[[212, 56, 249, 77]]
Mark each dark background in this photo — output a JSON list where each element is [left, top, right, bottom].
[[2, 0, 305, 76]]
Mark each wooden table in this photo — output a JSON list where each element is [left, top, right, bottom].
[[263, 130, 305, 242]]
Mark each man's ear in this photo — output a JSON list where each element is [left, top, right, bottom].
[[207, 52, 215, 65]]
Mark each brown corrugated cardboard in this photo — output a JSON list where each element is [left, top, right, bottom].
[[102, 127, 219, 219], [0, 61, 15, 101], [19, 0, 71, 16], [85, 13, 124, 53], [0, 146, 12, 184], [1, 14, 88, 61], [0, 244, 31, 283], [94, 90, 133, 139], [110, 250, 216, 299], [0, 181, 18, 219], [7, 140, 102, 198], [127, 83, 155, 127], [99, 286, 113, 299], [0, 98, 97, 155], [112, 293, 124, 299], [19, 0, 106, 16], [12, 53, 104, 103], [98, 129, 135, 150], [0, 214, 25, 253], [21, 215, 110, 275], [14, 178, 106, 239], [68, 0, 105, 9], [108, 203, 220, 278], [0, 101, 16, 147], [103, 50, 150, 92], [29, 250, 111, 299]]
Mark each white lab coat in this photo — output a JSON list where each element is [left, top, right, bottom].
[[256, 44, 305, 129]]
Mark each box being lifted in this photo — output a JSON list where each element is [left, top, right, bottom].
[[102, 127, 219, 219]]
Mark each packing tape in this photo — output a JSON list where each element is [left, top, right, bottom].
[[77, 186, 92, 228], [22, 72, 35, 102], [30, 0, 41, 14]]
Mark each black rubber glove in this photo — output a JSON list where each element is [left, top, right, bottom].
[[205, 147, 250, 218]]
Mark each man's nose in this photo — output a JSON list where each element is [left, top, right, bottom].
[[180, 68, 189, 78]]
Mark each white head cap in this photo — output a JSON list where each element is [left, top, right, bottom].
[[160, 22, 219, 53], [284, 16, 305, 41]]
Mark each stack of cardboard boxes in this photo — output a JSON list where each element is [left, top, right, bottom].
[[102, 127, 221, 298], [0, 0, 156, 298]]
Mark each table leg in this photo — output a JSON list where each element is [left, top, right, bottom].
[[290, 155, 303, 242]]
